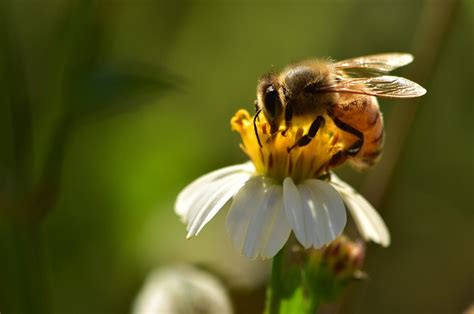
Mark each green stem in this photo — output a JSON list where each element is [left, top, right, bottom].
[[308, 294, 320, 314], [0, 4, 51, 312], [0, 1, 33, 193], [266, 246, 286, 314], [2, 223, 50, 314]]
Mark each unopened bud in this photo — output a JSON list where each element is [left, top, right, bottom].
[[321, 236, 365, 281], [464, 304, 474, 314]]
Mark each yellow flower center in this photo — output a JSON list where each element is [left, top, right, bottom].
[[231, 109, 352, 184]]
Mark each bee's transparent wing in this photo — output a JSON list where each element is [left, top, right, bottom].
[[335, 53, 414, 74], [319, 76, 426, 98]]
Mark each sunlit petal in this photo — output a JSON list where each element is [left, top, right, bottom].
[[260, 197, 291, 259], [330, 174, 390, 246], [283, 177, 309, 247], [299, 180, 347, 248], [175, 162, 254, 221], [226, 177, 291, 259], [186, 171, 252, 238], [284, 177, 346, 249]]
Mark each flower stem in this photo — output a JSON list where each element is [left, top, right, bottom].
[[2, 223, 50, 314], [266, 246, 285, 314], [308, 296, 320, 314]]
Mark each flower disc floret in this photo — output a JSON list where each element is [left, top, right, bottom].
[[231, 109, 349, 183]]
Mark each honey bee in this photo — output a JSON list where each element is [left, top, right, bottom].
[[255, 53, 426, 170]]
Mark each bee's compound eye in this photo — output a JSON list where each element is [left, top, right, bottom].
[[264, 85, 282, 118]]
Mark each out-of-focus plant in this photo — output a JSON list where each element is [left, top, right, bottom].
[[0, 1, 176, 313]]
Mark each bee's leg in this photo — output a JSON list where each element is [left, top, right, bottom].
[[253, 109, 263, 148], [327, 150, 346, 169], [318, 171, 331, 181], [287, 115, 325, 152], [281, 102, 293, 136], [331, 116, 364, 156]]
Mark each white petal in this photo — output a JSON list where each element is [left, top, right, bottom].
[[283, 177, 309, 247], [300, 180, 347, 248], [186, 171, 252, 238], [330, 174, 390, 247], [226, 177, 266, 252], [183, 171, 250, 229], [175, 162, 254, 221], [226, 177, 291, 259], [260, 201, 291, 259], [284, 178, 346, 249]]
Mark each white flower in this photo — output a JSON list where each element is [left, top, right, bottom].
[[175, 109, 390, 259], [176, 162, 389, 259], [132, 265, 232, 314]]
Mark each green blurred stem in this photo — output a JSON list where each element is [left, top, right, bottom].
[[1, 4, 51, 313], [267, 247, 285, 314], [308, 297, 320, 314], [7, 223, 50, 314], [0, 1, 33, 192]]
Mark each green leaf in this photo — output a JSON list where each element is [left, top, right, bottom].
[[66, 65, 177, 119]]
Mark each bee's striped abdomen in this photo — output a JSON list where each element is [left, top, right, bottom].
[[332, 95, 384, 170]]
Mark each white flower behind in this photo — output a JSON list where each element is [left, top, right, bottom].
[[132, 265, 232, 314], [175, 162, 390, 259]]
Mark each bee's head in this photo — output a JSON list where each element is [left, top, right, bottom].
[[256, 74, 284, 132]]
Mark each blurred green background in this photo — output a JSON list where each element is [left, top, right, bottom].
[[0, 0, 472, 313]]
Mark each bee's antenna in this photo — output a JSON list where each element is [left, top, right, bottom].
[[253, 109, 263, 148]]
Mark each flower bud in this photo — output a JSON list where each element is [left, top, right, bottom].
[[321, 235, 365, 281]]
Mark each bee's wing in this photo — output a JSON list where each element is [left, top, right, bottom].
[[319, 75, 426, 98], [335, 53, 414, 75]]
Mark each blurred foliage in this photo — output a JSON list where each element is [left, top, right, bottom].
[[0, 0, 472, 314]]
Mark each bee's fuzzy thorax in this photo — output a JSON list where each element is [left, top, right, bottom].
[[282, 59, 336, 89]]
